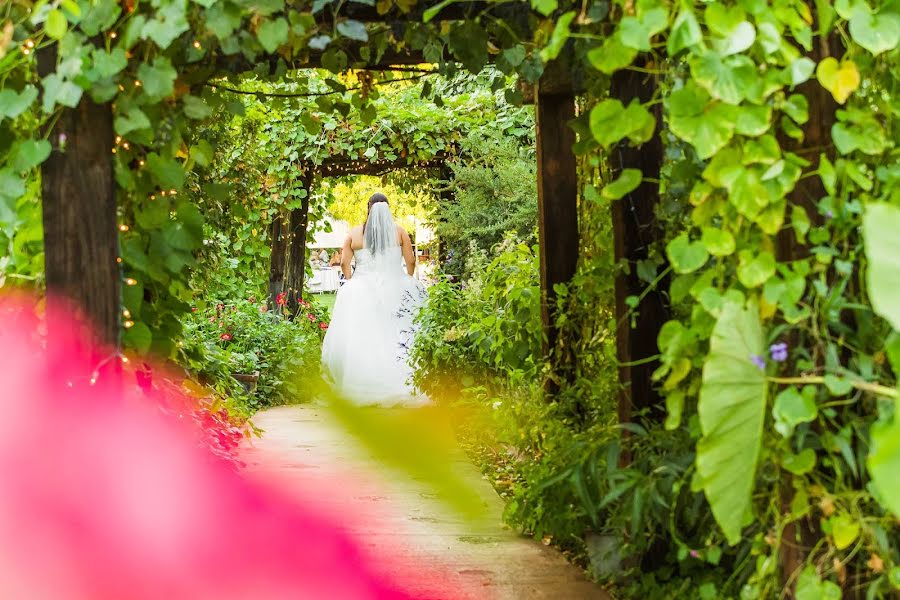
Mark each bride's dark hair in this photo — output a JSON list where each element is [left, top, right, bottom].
[[364, 193, 388, 228]]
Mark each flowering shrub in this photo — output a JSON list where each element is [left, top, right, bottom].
[[182, 294, 327, 410]]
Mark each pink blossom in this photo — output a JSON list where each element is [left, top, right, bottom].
[[0, 293, 432, 600]]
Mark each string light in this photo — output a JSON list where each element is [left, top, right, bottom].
[[116, 257, 123, 264], [161, 190, 167, 196], [25, 39, 34, 49], [122, 142, 130, 150], [111, 147, 117, 153], [123, 320, 134, 329], [119, 224, 129, 232], [193, 41, 201, 49], [124, 278, 137, 285], [134, 80, 142, 87], [109, 31, 117, 39], [169, 189, 176, 195], [139, 159, 145, 167]]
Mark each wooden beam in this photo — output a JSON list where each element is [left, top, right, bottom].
[[38, 46, 120, 375], [535, 68, 578, 366], [609, 67, 667, 425]]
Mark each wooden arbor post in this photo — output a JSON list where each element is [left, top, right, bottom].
[[38, 47, 120, 364], [610, 67, 668, 425], [535, 61, 579, 367], [283, 173, 314, 317], [267, 210, 288, 310]]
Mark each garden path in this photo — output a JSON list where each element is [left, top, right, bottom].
[[244, 404, 611, 600]]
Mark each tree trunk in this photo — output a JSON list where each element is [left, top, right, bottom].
[[284, 177, 313, 317], [38, 46, 120, 383], [609, 66, 668, 427], [267, 211, 288, 311]]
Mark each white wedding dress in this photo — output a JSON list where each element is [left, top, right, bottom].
[[321, 244, 429, 407]]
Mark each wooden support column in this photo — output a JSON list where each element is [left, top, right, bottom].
[[38, 47, 120, 371], [267, 210, 288, 310], [283, 175, 313, 317], [610, 67, 667, 425], [535, 69, 578, 362]]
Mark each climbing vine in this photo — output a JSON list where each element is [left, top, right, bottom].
[[1, 0, 899, 596]]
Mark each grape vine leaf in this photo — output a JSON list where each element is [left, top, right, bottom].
[[601, 169, 642, 199], [665, 81, 738, 159], [697, 300, 766, 545], [848, 5, 900, 55], [666, 233, 709, 274]]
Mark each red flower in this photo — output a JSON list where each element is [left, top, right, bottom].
[[191, 307, 197, 313], [307, 313, 316, 322], [220, 333, 232, 341], [276, 292, 287, 306], [318, 322, 328, 330], [299, 299, 310, 308]]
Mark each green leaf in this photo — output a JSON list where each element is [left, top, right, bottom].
[[796, 566, 841, 600], [737, 249, 775, 288], [589, 99, 654, 147], [602, 169, 642, 199], [701, 227, 735, 256], [182, 95, 212, 119], [823, 374, 853, 395], [542, 11, 575, 61], [123, 321, 153, 354], [869, 398, 900, 518], [190, 139, 214, 167], [848, 6, 900, 55], [449, 21, 488, 73], [773, 386, 817, 437], [618, 8, 668, 51], [257, 17, 289, 52], [531, 0, 557, 17], [830, 514, 860, 549], [587, 35, 637, 74], [91, 48, 128, 79], [790, 57, 816, 86], [114, 107, 151, 135], [141, 0, 189, 49], [337, 19, 368, 42], [0, 86, 38, 120], [689, 51, 760, 104], [734, 104, 772, 136], [41, 74, 83, 113], [10, 139, 51, 172], [783, 448, 816, 475], [666, 82, 738, 159], [137, 58, 177, 101], [666, 233, 710, 274], [45, 9, 68, 39], [697, 300, 766, 545], [668, 8, 702, 55], [146, 153, 185, 190], [0, 169, 26, 200], [863, 203, 900, 331]]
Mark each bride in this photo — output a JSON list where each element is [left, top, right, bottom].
[[321, 193, 429, 407]]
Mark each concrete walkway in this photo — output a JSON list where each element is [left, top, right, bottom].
[[244, 404, 610, 600]]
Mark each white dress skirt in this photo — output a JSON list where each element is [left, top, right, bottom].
[[321, 245, 429, 406]]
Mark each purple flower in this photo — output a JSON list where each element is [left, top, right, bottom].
[[825, 210, 834, 219], [750, 354, 766, 371], [58, 133, 67, 145], [770, 342, 788, 362], [689, 550, 700, 559]]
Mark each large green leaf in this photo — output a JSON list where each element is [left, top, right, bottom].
[[848, 5, 900, 55], [587, 34, 637, 74], [868, 398, 900, 518], [0, 86, 38, 120], [617, 7, 668, 51], [666, 233, 709, 274], [137, 57, 177, 102], [668, 7, 702, 55], [257, 17, 289, 52], [795, 566, 841, 600], [689, 51, 760, 105], [697, 300, 766, 544], [665, 82, 739, 159], [863, 203, 900, 330]]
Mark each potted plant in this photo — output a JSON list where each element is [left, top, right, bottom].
[[229, 351, 260, 394]]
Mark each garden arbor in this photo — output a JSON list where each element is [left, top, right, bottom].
[[35, 2, 668, 420]]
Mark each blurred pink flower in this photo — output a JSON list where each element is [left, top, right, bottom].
[[0, 294, 422, 600]]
